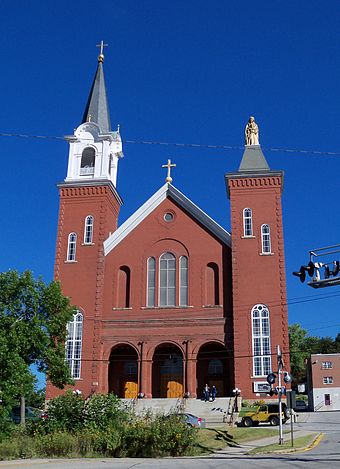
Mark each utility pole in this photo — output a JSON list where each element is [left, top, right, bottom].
[[277, 345, 284, 445]]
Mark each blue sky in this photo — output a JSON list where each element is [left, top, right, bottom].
[[1, 0, 340, 354]]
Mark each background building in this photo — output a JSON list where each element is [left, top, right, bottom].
[[46, 50, 290, 401], [307, 353, 340, 411]]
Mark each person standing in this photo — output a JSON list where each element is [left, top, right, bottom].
[[211, 385, 217, 401], [203, 384, 210, 402]]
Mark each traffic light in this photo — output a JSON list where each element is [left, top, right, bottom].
[[333, 261, 340, 276], [283, 372, 293, 383], [266, 372, 276, 384], [292, 261, 315, 283]]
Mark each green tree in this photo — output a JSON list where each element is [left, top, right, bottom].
[[0, 270, 74, 414], [289, 323, 340, 385], [289, 323, 309, 383]]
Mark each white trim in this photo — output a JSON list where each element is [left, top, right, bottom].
[[84, 215, 94, 244], [243, 208, 253, 237], [252, 304, 271, 377], [104, 184, 231, 255], [261, 224, 272, 254], [253, 382, 271, 393], [67, 232, 77, 261]]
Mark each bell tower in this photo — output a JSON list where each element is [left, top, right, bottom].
[[225, 117, 289, 398], [65, 41, 123, 186], [48, 43, 123, 398]]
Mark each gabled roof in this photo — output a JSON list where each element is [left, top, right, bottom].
[[81, 61, 111, 133], [104, 183, 231, 256]]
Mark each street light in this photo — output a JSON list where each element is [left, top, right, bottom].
[[233, 388, 241, 412]]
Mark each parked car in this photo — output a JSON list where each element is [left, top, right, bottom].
[[10, 406, 44, 424], [294, 399, 308, 411], [166, 413, 206, 428], [238, 403, 289, 427]]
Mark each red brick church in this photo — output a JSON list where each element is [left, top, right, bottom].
[[46, 47, 289, 401]]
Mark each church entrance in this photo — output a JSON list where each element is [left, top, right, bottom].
[[152, 344, 183, 398], [196, 342, 230, 398], [108, 344, 138, 398]]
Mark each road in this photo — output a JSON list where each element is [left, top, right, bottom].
[[1, 411, 339, 468]]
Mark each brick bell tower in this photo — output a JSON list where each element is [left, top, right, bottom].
[[49, 43, 123, 398], [225, 117, 289, 399]]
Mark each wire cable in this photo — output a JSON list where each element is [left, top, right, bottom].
[[1, 131, 340, 157]]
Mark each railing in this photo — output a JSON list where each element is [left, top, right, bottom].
[[80, 166, 94, 175], [314, 402, 324, 411], [175, 398, 185, 413]]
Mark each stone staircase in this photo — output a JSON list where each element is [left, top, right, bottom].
[[123, 397, 234, 427]]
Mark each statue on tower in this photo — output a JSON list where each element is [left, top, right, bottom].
[[245, 116, 259, 146]]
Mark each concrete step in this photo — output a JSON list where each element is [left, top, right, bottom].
[[185, 397, 231, 423], [123, 397, 232, 424]]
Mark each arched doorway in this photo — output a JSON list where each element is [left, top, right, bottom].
[[152, 344, 183, 398], [196, 342, 229, 398], [108, 344, 138, 398]]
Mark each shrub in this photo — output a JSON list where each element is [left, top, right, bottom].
[[154, 414, 197, 456], [84, 393, 128, 431], [121, 414, 196, 457], [35, 432, 77, 457], [0, 436, 36, 460], [43, 391, 85, 433]]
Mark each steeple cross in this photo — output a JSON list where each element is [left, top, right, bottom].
[[162, 159, 176, 184], [96, 40, 108, 63]]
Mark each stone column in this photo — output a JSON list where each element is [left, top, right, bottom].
[[139, 341, 152, 398], [186, 341, 197, 398], [141, 360, 153, 398]]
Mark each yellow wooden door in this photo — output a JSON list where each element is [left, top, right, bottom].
[[160, 375, 183, 397], [167, 379, 183, 398], [124, 380, 138, 398]]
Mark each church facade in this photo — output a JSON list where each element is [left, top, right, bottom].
[[46, 49, 289, 401]]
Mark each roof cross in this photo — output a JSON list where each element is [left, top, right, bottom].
[[96, 40, 108, 63], [162, 159, 176, 184]]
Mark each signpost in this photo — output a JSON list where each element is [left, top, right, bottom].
[[267, 346, 293, 446], [287, 390, 296, 447]]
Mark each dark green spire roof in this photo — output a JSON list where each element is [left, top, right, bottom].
[[82, 61, 111, 133]]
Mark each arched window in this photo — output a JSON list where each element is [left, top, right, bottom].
[[179, 256, 188, 306], [67, 233, 77, 261], [252, 304, 271, 377], [80, 147, 95, 175], [66, 311, 83, 379], [124, 360, 137, 376], [206, 263, 219, 305], [118, 266, 131, 308], [159, 252, 176, 306], [261, 224, 271, 253], [208, 358, 223, 375], [243, 208, 253, 237], [84, 216, 94, 244], [147, 257, 156, 307]]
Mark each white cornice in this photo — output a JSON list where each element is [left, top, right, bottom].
[[103, 183, 231, 256]]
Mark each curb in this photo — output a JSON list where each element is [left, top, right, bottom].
[[247, 432, 323, 455], [299, 432, 324, 453]]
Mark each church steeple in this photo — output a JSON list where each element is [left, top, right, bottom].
[[81, 41, 111, 133], [64, 42, 123, 187]]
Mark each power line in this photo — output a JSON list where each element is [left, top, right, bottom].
[[0, 131, 340, 157], [69, 345, 336, 363]]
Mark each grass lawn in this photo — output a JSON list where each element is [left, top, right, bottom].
[[192, 427, 285, 455], [248, 434, 317, 454]]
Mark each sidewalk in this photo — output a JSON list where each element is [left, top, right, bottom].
[[208, 429, 321, 456]]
